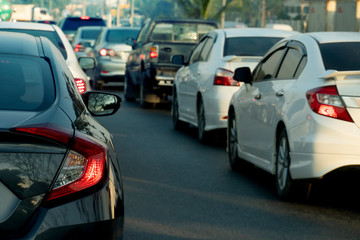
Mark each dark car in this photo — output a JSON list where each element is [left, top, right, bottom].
[[125, 18, 218, 107], [57, 16, 106, 43], [0, 32, 124, 239]]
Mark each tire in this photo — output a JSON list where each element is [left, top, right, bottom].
[[139, 71, 149, 108], [228, 110, 242, 170], [276, 129, 312, 200], [124, 73, 135, 102], [197, 100, 209, 143], [172, 89, 186, 130]]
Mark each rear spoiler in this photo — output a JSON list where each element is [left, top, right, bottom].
[[321, 70, 360, 81], [222, 55, 262, 63]]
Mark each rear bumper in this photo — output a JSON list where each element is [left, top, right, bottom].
[[98, 59, 127, 81]]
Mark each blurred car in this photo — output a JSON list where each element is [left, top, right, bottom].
[[228, 32, 360, 200], [0, 31, 124, 239], [172, 28, 296, 143], [0, 21, 94, 93], [57, 16, 106, 43], [72, 26, 104, 58], [88, 27, 140, 88]]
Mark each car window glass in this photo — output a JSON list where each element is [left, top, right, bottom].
[[0, 55, 55, 111], [320, 42, 360, 71], [81, 29, 103, 39], [294, 56, 307, 78], [61, 18, 105, 31], [199, 37, 213, 61], [253, 48, 285, 82], [188, 38, 206, 64], [106, 29, 140, 43], [224, 37, 283, 57], [277, 48, 303, 79]]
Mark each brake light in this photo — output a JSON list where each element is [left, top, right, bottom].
[[306, 86, 353, 122], [75, 78, 86, 93], [74, 43, 85, 52], [213, 68, 240, 86], [80, 16, 90, 20], [149, 45, 158, 59], [99, 48, 116, 57]]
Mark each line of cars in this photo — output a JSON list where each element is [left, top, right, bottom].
[[0, 19, 125, 239], [170, 26, 360, 200]]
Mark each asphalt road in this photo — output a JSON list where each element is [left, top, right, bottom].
[[97, 86, 360, 240]]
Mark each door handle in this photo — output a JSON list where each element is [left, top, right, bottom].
[[254, 94, 261, 100], [276, 90, 285, 97]]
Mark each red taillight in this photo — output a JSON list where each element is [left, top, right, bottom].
[[74, 43, 85, 52], [306, 85, 353, 122], [149, 45, 158, 59], [213, 68, 240, 86], [75, 78, 86, 93], [80, 16, 90, 20], [99, 48, 116, 57]]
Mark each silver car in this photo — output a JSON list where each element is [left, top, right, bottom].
[[0, 22, 94, 93], [72, 26, 104, 58], [88, 27, 140, 88]]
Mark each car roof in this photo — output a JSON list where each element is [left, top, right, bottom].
[[214, 27, 298, 38], [0, 21, 55, 31], [304, 32, 360, 44], [0, 31, 40, 56]]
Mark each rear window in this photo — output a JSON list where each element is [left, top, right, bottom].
[[320, 42, 360, 71], [106, 29, 140, 43], [224, 37, 283, 57], [81, 29, 103, 39], [0, 29, 67, 59], [150, 23, 216, 43], [61, 18, 106, 31], [0, 55, 55, 111]]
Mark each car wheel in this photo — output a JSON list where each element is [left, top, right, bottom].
[[228, 109, 242, 170], [276, 129, 312, 200], [124, 73, 135, 102], [197, 100, 209, 143], [172, 89, 186, 130]]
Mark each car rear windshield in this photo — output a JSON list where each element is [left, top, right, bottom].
[[0, 29, 67, 59], [106, 29, 139, 43], [320, 42, 360, 71], [224, 37, 283, 57], [150, 23, 216, 43], [0, 55, 55, 111], [61, 18, 106, 31], [81, 29, 103, 39]]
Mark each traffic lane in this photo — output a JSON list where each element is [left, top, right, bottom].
[[96, 91, 360, 240]]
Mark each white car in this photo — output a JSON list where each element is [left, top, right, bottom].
[[228, 32, 360, 200], [172, 28, 296, 143], [0, 22, 94, 93]]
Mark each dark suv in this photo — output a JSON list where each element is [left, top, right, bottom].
[[125, 18, 218, 107], [57, 16, 106, 43]]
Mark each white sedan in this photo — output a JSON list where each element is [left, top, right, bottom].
[[228, 32, 360, 200], [172, 28, 296, 143]]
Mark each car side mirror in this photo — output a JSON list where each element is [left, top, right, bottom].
[[233, 67, 252, 84], [78, 57, 96, 70], [171, 55, 185, 65], [82, 91, 121, 116]]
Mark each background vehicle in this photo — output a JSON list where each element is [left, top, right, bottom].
[[10, 4, 53, 22], [125, 18, 218, 107], [0, 21, 94, 93], [228, 32, 360, 200], [0, 31, 124, 239], [172, 28, 296, 143], [72, 26, 105, 58], [88, 27, 140, 89], [57, 16, 106, 43]]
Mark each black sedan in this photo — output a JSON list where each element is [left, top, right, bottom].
[[0, 32, 124, 239]]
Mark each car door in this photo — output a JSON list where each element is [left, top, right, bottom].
[[177, 37, 207, 120], [256, 42, 307, 163]]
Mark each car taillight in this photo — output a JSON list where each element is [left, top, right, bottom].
[[74, 43, 85, 52], [11, 124, 108, 203], [213, 68, 240, 86], [306, 86, 353, 122], [149, 45, 158, 59], [80, 16, 90, 20], [99, 48, 116, 57], [75, 78, 86, 93]]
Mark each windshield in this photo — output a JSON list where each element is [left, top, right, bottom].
[[0, 55, 55, 111], [224, 37, 283, 57], [320, 42, 360, 71], [62, 18, 106, 31], [81, 29, 103, 39], [106, 29, 140, 43]]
